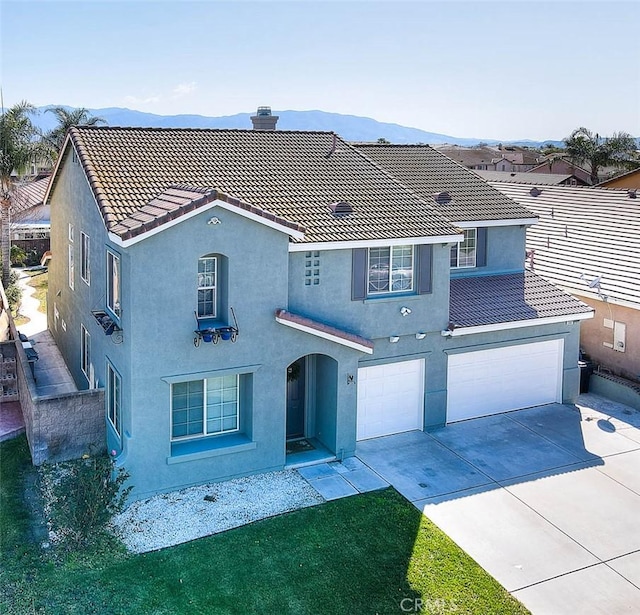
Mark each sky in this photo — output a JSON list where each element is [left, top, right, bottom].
[[1, 0, 639, 142]]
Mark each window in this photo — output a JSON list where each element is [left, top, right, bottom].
[[107, 363, 122, 437], [81, 325, 91, 381], [451, 228, 477, 268], [367, 245, 413, 294], [107, 250, 121, 320], [171, 375, 239, 440], [80, 232, 90, 285], [68, 225, 75, 290], [197, 257, 217, 317]]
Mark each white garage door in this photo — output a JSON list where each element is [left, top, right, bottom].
[[357, 359, 424, 440], [447, 339, 563, 423]]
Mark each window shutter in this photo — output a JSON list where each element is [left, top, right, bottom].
[[351, 248, 367, 300], [476, 227, 488, 267], [417, 244, 433, 294]]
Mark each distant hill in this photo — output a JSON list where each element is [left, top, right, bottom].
[[31, 105, 564, 147]]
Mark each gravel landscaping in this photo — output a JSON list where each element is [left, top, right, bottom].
[[111, 469, 324, 553]]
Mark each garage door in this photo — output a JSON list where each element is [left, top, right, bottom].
[[357, 359, 424, 440], [447, 339, 563, 422]]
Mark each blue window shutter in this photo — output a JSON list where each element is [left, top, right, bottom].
[[352, 248, 367, 300], [417, 244, 433, 294], [476, 228, 488, 267]]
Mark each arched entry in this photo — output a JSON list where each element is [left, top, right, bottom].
[[286, 354, 338, 458]]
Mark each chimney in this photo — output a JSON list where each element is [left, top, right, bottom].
[[250, 106, 278, 130]]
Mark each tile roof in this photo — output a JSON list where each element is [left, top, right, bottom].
[[433, 145, 499, 167], [355, 143, 536, 222], [274, 308, 374, 353], [488, 182, 640, 308], [474, 170, 575, 185], [110, 184, 303, 241], [54, 127, 459, 244], [10, 177, 50, 215], [449, 271, 592, 328]]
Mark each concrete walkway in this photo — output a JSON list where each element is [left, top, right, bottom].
[[357, 395, 640, 615], [16, 269, 47, 338]]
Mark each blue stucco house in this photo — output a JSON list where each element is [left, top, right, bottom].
[[44, 117, 592, 499]]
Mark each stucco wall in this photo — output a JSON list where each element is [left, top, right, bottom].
[[577, 295, 640, 381]]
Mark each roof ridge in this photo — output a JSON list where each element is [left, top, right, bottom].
[[71, 125, 338, 136]]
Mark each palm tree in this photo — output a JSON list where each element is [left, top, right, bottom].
[[1, 100, 40, 287], [42, 106, 105, 160], [564, 127, 638, 185]]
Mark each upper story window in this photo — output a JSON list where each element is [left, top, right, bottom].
[[68, 244, 75, 290], [80, 232, 90, 285], [367, 245, 414, 295], [352, 244, 432, 301], [197, 256, 217, 317], [451, 229, 477, 269], [107, 250, 121, 320]]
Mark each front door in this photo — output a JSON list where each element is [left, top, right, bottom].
[[286, 358, 306, 439]]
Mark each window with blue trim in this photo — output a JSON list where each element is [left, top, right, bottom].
[[171, 375, 239, 440]]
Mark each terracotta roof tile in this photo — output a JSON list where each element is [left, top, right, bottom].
[[450, 271, 593, 328], [58, 127, 459, 244], [355, 143, 536, 222]]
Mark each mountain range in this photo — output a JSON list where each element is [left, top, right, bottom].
[[31, 105, 566, 148]]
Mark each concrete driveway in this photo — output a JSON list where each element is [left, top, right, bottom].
[[356, 393, 640, 614]]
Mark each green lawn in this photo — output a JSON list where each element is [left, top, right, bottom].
[[0, 436, 529, 615]]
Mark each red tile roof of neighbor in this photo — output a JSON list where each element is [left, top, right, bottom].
[[10, 176, 50, 215], [52, 126, 461, 244]]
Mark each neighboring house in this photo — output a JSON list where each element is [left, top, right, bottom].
[[433, 145, 499, 170], [597, 167, 640, 190], [489, 181, 640, 382], [529, 158, 593, 185], [43, 124, 592, 499], [474, 170, 588, 186], [10, 176, 51, 258], [491, 150, 541, 173], [436, 144, 542, 172]]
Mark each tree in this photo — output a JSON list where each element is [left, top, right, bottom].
[[564, 127, 638, 184], [1, 100, 39, 287], [42, 106, 105, 160], [376, 137, 390, 144]]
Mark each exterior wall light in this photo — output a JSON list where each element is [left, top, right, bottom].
[[415, 332, 426, 340], [389, 336, 400, 343], [400, 306, 412, 316]]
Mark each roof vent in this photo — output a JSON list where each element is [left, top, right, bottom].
[[628, 189, 637, 199], [433, 191, 452, 204], [251, 106, 279, 130], [530, 187, 542, 197], [329, 201, 353, 217]]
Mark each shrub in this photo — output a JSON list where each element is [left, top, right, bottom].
[[4, 272, 21, 314], [43, 452, 132, 550], [10, 245, 26, 267]]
